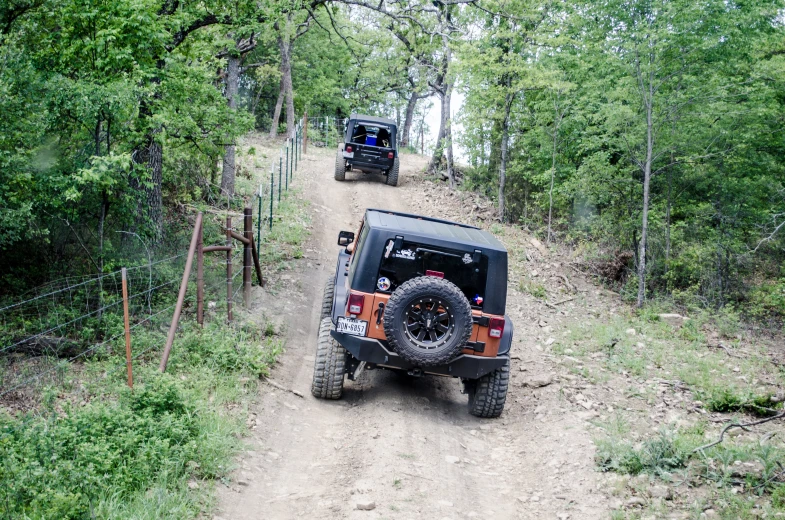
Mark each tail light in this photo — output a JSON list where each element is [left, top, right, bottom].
[[489, 317, 505, 338], [346, 145, 353, 153], [425, 270, 444, 278], [348, 293, 364, 315], [388, 152, 394, 159]]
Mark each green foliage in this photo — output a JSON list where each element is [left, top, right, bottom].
[[0, 313, 282, 519], [455, 0, 785, 318], [0, 377, 208, 519], [596, 429, 695, 476]]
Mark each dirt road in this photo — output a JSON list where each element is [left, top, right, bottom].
[[215, 151, 612, 520]]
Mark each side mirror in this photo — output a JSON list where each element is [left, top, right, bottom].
[[338, 231, 355, 247]]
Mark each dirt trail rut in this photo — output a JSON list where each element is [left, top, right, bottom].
[[215, 151, 612, 520]]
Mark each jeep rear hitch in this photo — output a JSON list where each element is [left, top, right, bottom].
[[407, 368, 423, 378]]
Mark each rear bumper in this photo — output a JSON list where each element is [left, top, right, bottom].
[[330, 331, 508, 379], [346, 158, 393, 172]]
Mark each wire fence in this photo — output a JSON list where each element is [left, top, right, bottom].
[[255, 116, 308, 253], [1, 115, 313, 410], [0, 246, 242, 408]]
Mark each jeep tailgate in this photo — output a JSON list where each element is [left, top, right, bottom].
[[345, 144, 393, 168]]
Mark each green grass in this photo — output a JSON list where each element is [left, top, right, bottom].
[[563, 312, 782, 417], [0, 319, 283, 519], [518, 279, 547, 299], [0, 179, 310, 519]]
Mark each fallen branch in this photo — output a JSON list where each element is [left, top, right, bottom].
[[755, 462, 785, 491], [544, 296, 575, 309], [706, 343, 743, 359], [557, 274, 576, 292], [693, 410, 785, 453], [402, 472, 434, 481], [265, 378, 304, 398]]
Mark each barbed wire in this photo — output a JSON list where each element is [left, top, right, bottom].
[[0, 271, 240, 398], [0, 120, 304, 402]]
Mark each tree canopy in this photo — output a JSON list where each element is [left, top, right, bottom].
[[1, 0, 783, 319]]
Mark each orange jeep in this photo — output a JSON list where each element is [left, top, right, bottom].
[[312, 209, 513, 417]]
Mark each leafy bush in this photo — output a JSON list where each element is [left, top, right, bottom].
[[596, 429, 695, 476], [0, 376, 219, 519], [747, 278, 785, 321]]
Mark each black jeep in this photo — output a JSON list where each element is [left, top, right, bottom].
[[335, 114, 399, 187], [312, 209, 513, 418]]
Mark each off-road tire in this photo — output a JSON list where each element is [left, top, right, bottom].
[[334, 151, 346, 181], [311, 317, 346, 399], [468, 358, 510, 418], [386, 157, 399, 186], [383, 276, 472, 367], [320, 278, 335, 319]]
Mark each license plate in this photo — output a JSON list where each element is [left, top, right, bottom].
[[336, 317, 367, 336]]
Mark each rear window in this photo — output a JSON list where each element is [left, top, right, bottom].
[[376, 240, 488, 309], [347, 223, 370, 284], [351, 123, 393, 148]]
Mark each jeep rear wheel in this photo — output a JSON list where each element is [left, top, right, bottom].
[[386, 157, 399, 186], [311, 317, 346, 399], [383, 276, 472, 367], [320, 278, 335, 319], [467, 358, 510, 418], [334, 151, 346, 181]]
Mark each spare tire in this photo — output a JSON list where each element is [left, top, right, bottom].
[[383, 276, 473, 367]]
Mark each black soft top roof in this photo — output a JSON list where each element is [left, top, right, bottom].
[[350, 113, 397, 127], [365, 209, 507, 253]]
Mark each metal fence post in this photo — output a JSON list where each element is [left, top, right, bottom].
[[226, 216, 233, 323], [269, 164, 274, 230], [285, 144, 289, 185], [278, 155, 282, 202], [197, 218, 204, 326], [121, 268, 133, 388], [243, 207, 252, 308], [256, 184, 262, 253], [303, 111, 308, 154]]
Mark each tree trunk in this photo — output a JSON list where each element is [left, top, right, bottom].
[[445, 84, 454, 188], [221, 53, 239, 198], [401, 91, 420, 147], [428, 43, 452, 175], [498, 92, 513, 222], [269, 75, 285, 138], [281, 37, 295, 137], [665, 163, 672, 265], [547, 90, 563, 244], [428, 93, 448, 173], [637, 85, 654, 308]]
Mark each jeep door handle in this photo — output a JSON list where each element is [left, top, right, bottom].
[[375, 302, 385, 325]]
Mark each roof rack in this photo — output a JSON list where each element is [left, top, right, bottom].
[[366, 209, 480, 230], [349, 113, 396, 126]]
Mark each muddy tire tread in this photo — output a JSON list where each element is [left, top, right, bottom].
[[334, 151, 346, 181], [468, 358, 509, 418], [320, 278, 335, 319], [386, 157, 399, 186], [311, 317, 346, 399]]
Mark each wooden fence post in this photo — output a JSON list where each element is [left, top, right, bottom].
[[160, 212, 203, 372], [121, 267, 133, 388]]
